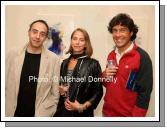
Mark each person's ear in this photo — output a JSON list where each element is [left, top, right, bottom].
[[130, 31, 133, 37]]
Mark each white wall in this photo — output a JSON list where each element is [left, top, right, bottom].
[[5, 5, 155, 116]]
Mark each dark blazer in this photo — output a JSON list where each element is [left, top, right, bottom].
[[54, 56, 103, 117]]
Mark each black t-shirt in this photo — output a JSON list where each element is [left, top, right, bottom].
[[14, 51, 41, 117]]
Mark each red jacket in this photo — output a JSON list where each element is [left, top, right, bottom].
[[103, 43, 153, 117]]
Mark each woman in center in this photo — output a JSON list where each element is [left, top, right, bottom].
[[54, 28, 103, 117]]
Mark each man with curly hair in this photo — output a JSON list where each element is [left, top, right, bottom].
[[102, 13, 153, 117]]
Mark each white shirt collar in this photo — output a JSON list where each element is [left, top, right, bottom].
[[115, 42, 134, 65], [115, 42, 134, 56]]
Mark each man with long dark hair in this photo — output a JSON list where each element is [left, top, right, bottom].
[[102, 13, 153, 117]]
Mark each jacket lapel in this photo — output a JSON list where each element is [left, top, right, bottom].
[[36, 47, 48, 94], [15, 47, 26, 97]]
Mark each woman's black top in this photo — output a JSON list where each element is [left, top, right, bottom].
[[54, 55, 103, 117]]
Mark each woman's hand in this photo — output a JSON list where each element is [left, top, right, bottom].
[[59, 85, 69, 96], [64, 100, 92, 113], [64, 100, 80, 111]]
